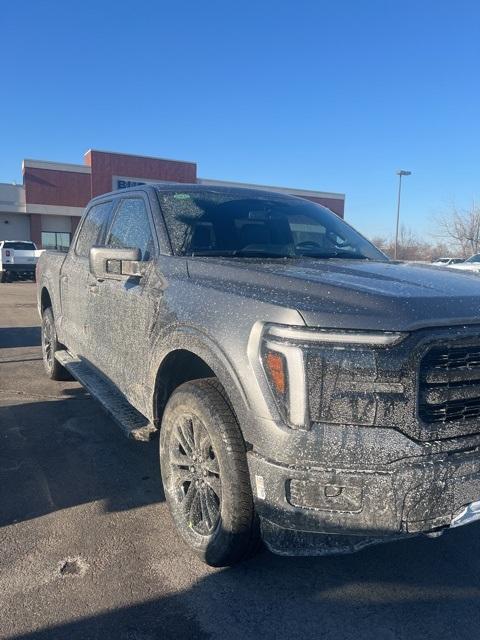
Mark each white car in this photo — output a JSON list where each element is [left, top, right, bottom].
[[0, 240, 44, 282], [448, 254, 480, 273]]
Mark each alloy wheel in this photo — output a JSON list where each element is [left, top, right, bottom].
[[169, 414, 222, 535], [42, 316, 54, 370]]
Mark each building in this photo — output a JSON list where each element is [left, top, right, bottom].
[[0, 149, 345, 250]]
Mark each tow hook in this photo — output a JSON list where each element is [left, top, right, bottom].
[[450, 500, 480, 528], [424, 499, 480, 538]]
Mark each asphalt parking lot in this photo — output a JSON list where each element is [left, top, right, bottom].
[[2, 282, 480, 639]]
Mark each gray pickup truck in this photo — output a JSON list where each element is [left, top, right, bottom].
[[37, 184, 480, 566]]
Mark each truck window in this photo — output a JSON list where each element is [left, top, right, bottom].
[[3, 241, 36, 250], [75, 201, 113, 258], [106, 198, 154, 261]]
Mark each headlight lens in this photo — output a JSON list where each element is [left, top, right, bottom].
[[260, 324, 408, 429], [266, 325, 407, 347]]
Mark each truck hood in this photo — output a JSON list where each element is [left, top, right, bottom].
[[187, 258, 480, 332]]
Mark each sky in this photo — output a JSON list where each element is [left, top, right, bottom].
[[1, 0, 479, 239]]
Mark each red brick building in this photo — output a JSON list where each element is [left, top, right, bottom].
[[0, 149, 345, 249]]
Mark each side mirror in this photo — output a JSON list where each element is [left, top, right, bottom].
[[89, 247, 145, 280]]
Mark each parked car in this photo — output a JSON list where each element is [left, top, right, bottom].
[[0, 240, 43, 282], [447, 254, 480, 273], [36, 184, 480, 566], [431, 257, 464, 266]]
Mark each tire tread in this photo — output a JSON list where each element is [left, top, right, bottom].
[[160, 377, 260, 566]]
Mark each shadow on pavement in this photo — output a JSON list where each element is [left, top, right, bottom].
[[0, 395, 164, 527], [0, 326, 41, 348], [9, 519, 480, 640]]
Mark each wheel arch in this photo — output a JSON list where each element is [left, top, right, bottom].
[[40, 286, 53, 313], [150, 328, 251, 428]]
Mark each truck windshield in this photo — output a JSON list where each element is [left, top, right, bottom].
[[157, 189, 387, 261]]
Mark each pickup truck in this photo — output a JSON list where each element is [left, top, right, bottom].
[[37, 184, 480, 566], [1, 240, 42, 282]]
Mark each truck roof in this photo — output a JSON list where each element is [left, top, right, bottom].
[[89, 182, 324, 205]]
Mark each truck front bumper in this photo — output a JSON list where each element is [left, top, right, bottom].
[[247, 443, 480, 555]]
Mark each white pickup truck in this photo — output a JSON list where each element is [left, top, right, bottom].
[[0, 240, 44, 282]]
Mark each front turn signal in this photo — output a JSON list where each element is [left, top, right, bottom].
[[264, 350, 287, 396]]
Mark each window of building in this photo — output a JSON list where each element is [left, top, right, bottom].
[[75, 201, 113, 257], [107, 198, 155, 260], [41, 231, 71, 252]]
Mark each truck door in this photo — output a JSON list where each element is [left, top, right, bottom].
[[59, 200, 114, 359], [87, 194, 162, 411]]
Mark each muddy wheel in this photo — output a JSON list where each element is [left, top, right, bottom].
[[41, 307, 72, 381], [160, 378, 259, 566]]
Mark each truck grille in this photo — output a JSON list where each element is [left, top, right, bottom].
[[419, 345, 480, 423]]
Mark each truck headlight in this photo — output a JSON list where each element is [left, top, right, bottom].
[[260, 324, 408, 430]]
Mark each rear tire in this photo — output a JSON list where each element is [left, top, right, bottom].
[[41, 307, 72, 381], [160, 378, 259, 566]]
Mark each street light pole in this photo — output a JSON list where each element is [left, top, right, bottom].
[[394, 169, 411, 260]]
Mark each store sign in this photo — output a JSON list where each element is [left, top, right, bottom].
[[112, 176, 163, 191]]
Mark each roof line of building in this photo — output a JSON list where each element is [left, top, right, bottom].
[[22, 159, 92, 174], [21, 153, 345, 201], [84, 149, 197, 167]]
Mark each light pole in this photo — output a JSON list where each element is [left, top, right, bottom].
[[394, 169, 412, 259]]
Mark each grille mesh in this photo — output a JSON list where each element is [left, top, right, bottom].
[[420, 345, 480, 423]]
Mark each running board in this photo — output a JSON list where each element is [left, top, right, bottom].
[[55, 350, 157, 442]]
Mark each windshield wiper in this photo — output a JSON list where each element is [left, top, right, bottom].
[[232, 250, 295, 258], [190, 250, 236, 257], [191, 250, 295, 259], [296, 251, 370, 260]]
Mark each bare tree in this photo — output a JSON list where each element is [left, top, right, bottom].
[[370, 226, 457, 262], [434, 202, 480, 257], [372, 225, 426, 261]]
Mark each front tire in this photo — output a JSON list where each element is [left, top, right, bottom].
[[41, 307, 72, 380], [160, 378, 259, 566]]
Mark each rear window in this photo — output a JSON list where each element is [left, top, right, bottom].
[[3, 242, 36, 250]]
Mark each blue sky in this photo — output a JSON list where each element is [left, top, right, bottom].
[[1, 0, 479, 239]]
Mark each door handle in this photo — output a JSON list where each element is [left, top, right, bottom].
[[88, 283, 99, 294]]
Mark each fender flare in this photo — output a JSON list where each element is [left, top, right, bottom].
[[38, 279, 54, 315], [148, 324, 252, 425]]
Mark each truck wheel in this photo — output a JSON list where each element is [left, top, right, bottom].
[[0, 271, 6, 283], [41, 307, 71, 381], [160, 378, 259, 566]]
